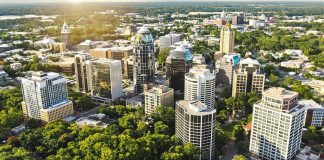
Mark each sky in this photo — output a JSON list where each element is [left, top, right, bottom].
[[0, 0, 322, 3]]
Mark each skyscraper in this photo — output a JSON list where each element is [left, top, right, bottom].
[[132, 26, 155, 94], [215, 53, 240, 87], [74, 53, 91, 93], [21, 72, 74, 122], [144, 85, 174, 115], [249, 87, 306, 160], [219, 22, 235, 54], [232, 58, 265, 97], [86, 58, 123, 104], [175, 100, 216, 160], [61, 21, 71, 50], [184, 65, 216, 108], [166, 46, 193, 92]]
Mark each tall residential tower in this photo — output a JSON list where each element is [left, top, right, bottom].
[[184, 65, 216, 108], [250, 87, 306, 160], [175, 100, 216, 160], [232, 58, 265, 97]]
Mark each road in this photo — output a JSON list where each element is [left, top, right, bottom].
[[75, 106, 101, 118]]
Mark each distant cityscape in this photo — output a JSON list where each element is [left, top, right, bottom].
[[0, 1, 323, 160]]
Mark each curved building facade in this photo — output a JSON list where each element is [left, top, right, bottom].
[[175, 100, 216, 160], [132, 27, 155, 94]]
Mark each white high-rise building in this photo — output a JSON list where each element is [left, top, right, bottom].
[[21, 72, 74, 122], [175, 100, 216, 160], [144, 85, 174, 115], [61, 21, 71, 50], [250, 87, 306, 160], [132, 26, 155, 94], [86, 58, 123, 104], [159, 34, 182, 49], [184, 65, 216, 108]]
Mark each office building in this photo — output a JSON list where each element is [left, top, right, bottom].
[[231, 14, 245, 25], [166, 46, 193, 92], [215, 53, 240, 87], [175, 100, 216, 160], [21, 72, 74, 122], [299, 100, 324, 127], [159, 34, 182, 49], [219, 22, 235, 54], [250, 87, 306, 160], [86, 58, 123, 104], [122, 56, 134, 79], [185, 65, 216, 108], [232, 58, 265, 97], [145, 85, 174, 115], [132, 26, 155, 94], [74, 53, 91, 92], [61, 22, 71, 50], [89, 46, 132, 60]]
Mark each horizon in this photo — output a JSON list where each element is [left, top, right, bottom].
[[1, 0, 323, 3]]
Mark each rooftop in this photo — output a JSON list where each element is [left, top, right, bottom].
[[240, 58, 260, 65], [146, 85, 173, 95], [177, 100, 216, 115], [264, 87, 299, 99]]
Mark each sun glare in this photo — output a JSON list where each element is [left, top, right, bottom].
[[70, 0, 81, 4]]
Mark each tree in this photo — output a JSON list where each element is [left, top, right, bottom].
[[269, 74, 279, 85], [233, 155, 246, 160], [225, 95, 244, 118], [118, 114, 139, 130], [149, 106, 175, 134], [26, 118, 42, 129], [158, 48, 170, 65], [154, 121, 170, 135], [232, 124, 245, 142], [216, 110, 227, 124]]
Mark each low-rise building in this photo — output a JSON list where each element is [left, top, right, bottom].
[[89, 46, 132, 60]]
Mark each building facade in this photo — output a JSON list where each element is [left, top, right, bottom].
[[132, 27, 155, 94], [166, 46, 193, 92], [299, 100, 324, 127], [215, 53, 240, 87], [86, 58, 123, 104], [145, 85, 174, 115], [21, 72, 74, 122], [232, 58, 265, 97], [249, 87, 306, 160], [185, 65, 216, 108], [175, 100, 216, 160], [61, 22, 71, 50], [89, 46, 132, 60], [74, 53, 91, 93], [219, 22, 235, 54]]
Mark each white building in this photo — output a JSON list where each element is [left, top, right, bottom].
[[185, 65, 216, 108], [86, 58, 123, 104], [250, 87, 306, 160], [159, 33, 182, 49], [299, 100, 324, 127], [175, 100, 216, 160], [21, 72, 74, 122], [144, 85, 174, 115]]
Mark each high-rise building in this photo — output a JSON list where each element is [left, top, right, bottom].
[[231, 14, 245, 25], [21, 72, 74, 122], [61, 22, 71, 50], [166, 46, 193, 92], [74, 53, 91, 93], [219, 22, 235, 54], [89, 46, 132, 60], [144, 85, 174, 115], [122, 55, 134, 79], [220, 9, 226, 19], [159, 34, 182, 49], [86, 58, 123, 104], [175, 100, 216, 160], [249, 87, 306, 160], [215, 53, 240, 87], [132, 26, 155, 94], [232, 58, 265, 97], [185, 65, 216, 108], [299, 100, 324, 127]]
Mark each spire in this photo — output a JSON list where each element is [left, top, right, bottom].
[[225, 21, 232, 30]]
